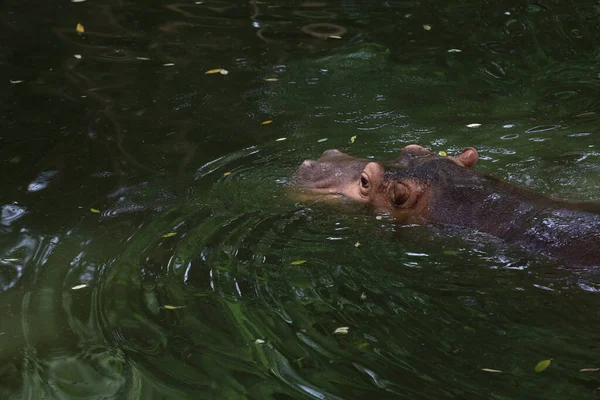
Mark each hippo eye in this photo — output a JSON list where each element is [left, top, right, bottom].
[[360, 175, 369, 189]]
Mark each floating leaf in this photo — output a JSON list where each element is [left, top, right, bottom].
[[350, 135, 357, 143], [136, 57, 151, 61], [76, 23, 85, 33], [334, 327, 349, 334], [163, 63, 175, 67], [329, 35, 342, 39], [265, 77, 279, 82], [162, 232, 177, 238], [164, 305, 186, 310], [261, 120, 273, 125], [275, 137, 287, 142], [317, 138, 328, 142], [254, 339, 266, 344], [9, 80, 23, 84], [90, 208, 101, 214], [360, 292, 366, 300], [481, 368, 502, 373], [2, 258, 19, 262], [219, 69, 229, 75], [535, 359, 552, 372], [205, 68, 223, 74], [71, 284, 88, 290], [291, 260, 306, 265], [580, 368, 600, 372], [74, 54, 82, 59], [354, 242, 361, 248], [466, 123, 481, 128], [447, 49, 462, 53], [423, 24, 432, 31], [438, 151, 447, 157], [223, 172, 232, 177]]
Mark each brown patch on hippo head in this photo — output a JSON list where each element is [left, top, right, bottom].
[[292, 144, 479, 221]]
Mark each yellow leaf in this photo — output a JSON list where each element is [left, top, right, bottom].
[[350, 135, 357, 143], [223, 172, 232, 177], [76, 23, 85, 33], [162, 232, 177, 238], [438, 151, 447, 157], [360, 292, 366, 300], [580, 368, 600, 372], [205, 68, 223, 74], [329, 35, 342, 39], [466, 123, 481, 128], [334, 327, 349, 334], [317, 138, 328, 142], [71, 284, 88, 290], [275, 137, 287, 141], [265, 78, 279, 82], [291, 260, 306, 265], [481, 368, 502, 373], [261, 120, 273, 125], [90, 208, 101, 214], [423, 24, 432, 31], [535, 359, 552, 373], [164, 305, 186, 310], [354, 242, 361, 247]]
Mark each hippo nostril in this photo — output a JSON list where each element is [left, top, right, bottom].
[[322, 149, 342, 157], [302, 160, 317, 168]]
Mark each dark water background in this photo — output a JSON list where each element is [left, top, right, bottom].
[[2, 1, 600, 399]]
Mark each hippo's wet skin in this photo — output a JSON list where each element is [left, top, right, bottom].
[[292, 145, 600, 267]]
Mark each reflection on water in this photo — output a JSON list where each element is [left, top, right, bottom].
[[1, 0, 600, 399]]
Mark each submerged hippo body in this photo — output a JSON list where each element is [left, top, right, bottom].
[[293, 145, 600, 267]]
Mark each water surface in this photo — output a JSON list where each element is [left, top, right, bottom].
[[1, 1, 600, 399]]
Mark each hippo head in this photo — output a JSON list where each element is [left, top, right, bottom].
[[292, 144, 479, 222]]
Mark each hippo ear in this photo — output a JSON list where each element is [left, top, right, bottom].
[[454, 147, 478, 168]]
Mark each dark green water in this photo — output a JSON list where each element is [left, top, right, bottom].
[[1, 1, 600, 399]]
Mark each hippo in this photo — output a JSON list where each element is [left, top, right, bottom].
[[292, 145, 600, 267]]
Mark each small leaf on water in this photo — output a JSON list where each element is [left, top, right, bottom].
[[535, 359, 552, 372], [329, 35, 342, 39], [261, 120, 273, 125], [466, 123, 482, 128], [223, 172, 232, 177], [438, 151, 447, 157], [254, 339, 266, 344], [317, 138, 328, 142], [71, 284, 88, 290], [205, 68, 223, 74], [423, 24, 432, 31], [265, 77, 279, 82], [163, 63, 175, 67], [447, 49, 462, 53], [334, 327, 349, 334], [219, 69, 229, 75], [90, 208, 101, 214], [358, 342, 369, 349], [76, 23, 85, 33], [360, 292, 366, 300], [580, 368, 600, 372], [74, 54, 82, 59], [476, 290, 487, 295], [350, 135, 357, 143], [291, 260, 306, 265], [162, 232, 177, 238], [164, 305, 186, 310], [354, 242, 361, 247], [481, 368, 502, 373], [275, 137, 287, 142], [2, 258, 19, 262]]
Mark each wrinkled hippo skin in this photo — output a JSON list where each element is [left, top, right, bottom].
[[293, 145, 600, 267]]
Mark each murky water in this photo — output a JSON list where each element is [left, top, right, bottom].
[[1, 1, 600, 399]]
